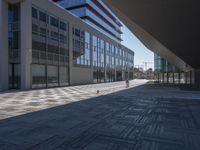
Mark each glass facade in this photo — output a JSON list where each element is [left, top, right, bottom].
[[8, 3, 21, 89], [154, 53, 191, 84], [93, 36, 98, 83], [54, 0, 122, 42], [31, 6, 69, 88], [72, 28, 91, 67], [91, 36, 134, 83]]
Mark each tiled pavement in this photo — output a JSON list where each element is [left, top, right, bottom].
[[0, 80, 146, 119], [0, 80, 200, 150]]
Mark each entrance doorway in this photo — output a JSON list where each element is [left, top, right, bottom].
[[9, 64, 21, 89]]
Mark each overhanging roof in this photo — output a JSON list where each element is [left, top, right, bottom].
[[104, 0, 200, 71]]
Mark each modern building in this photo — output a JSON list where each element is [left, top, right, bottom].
[[0, 0, 134, 91], [53, 0, 123, 43], [154, 54, 191, 85]]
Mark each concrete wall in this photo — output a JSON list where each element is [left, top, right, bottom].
[[0, 1, 9, 91], [70, 67, 93, 85]]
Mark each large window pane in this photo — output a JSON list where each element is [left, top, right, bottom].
[[59, 66, 69, 86], [32, 64, 46, 88], [47, 65, 58, 87]]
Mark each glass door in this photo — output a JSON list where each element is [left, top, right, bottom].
[[9, 64, 21, 89]]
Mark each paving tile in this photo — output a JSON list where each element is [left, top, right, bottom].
[[0, 80, 200, 149]]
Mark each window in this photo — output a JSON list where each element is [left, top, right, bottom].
[[74, 28, 80, 37], [51, 31, 59, 40], [40, 27, 46, 36], [59, 66, 69, 85], [39, 11, 47, 22], [60, 34, 67, 43], [60, 21, 67, 31], [32, 24, 38, 34], [50, 16, 59, 27], [8, 4, 20, 23], [47, 66, 58, 85], [32, 40, 46, 51], [32, 7, 38, 19], [32, 64, 46, 85], [48, 44, 59, 54]]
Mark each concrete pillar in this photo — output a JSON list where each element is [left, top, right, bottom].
[[167, 73, 169, 84], [20, 1, 32, 90], [90, 32, 93, 82], [0, 1, 9, 91], [178, 73, 181, 84], [69, 23, 73, 85], [104, 41, 106, 82], [162, 73, 164, 84], [0, 0, 3, 91], [190, 71, 192, 86], [185, 72, 188, 84], [191, 69, 200, 89], [114, 50, 117, 81]]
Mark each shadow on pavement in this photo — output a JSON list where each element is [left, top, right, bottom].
[[0, 84, 200, 150]]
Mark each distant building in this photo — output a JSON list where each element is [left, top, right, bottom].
[[154, 54, 191, 84]]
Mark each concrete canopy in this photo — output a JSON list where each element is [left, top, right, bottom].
[[103, 0, 200, 71]]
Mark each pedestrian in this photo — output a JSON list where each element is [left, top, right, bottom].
[[126, 79, 129, 88], [97, 90, 100, 94]]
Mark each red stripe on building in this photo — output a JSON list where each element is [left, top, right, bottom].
[[67, 4, 122, 34], [81, 16, 122, 41], [91, 0, 123, 27]]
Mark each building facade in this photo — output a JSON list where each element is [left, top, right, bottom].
[[53, 0, 123, 43], [0, 0, 134, 91], [154, 54, 192, 85]]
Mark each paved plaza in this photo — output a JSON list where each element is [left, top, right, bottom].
[[1, 80, 200, 150]]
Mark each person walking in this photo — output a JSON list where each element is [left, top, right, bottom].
[[126, 79, 129, 88]]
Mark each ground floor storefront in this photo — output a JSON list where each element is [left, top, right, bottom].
[[154, 71, 192, 85]]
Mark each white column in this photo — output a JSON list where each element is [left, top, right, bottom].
[[68, 23, 73, 85], [20, 1, 32, 90], [0, 1, 9, 91]]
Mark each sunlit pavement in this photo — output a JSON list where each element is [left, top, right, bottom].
[[0, 79, 148, 119], [1, 80, 200, 150]]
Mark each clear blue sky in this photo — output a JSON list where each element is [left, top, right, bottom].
[[121, 25, 154, 70]]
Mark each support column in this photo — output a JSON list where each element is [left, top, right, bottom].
[[20, 1, 32, 90], [191, 69, 200, 89], [167, 72, 169, 84], [190, 71, 192, 86], [185, 72, 188, 84], [68, 23, 73, 85], [178, 73, 181, 84], [0, 1, 9, 91], [162, 73, 164, 84], [90, 33, 93, 83], [104, 41, 106, 82]]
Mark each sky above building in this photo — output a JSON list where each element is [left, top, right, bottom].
[[121, 25, 154, 70]]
